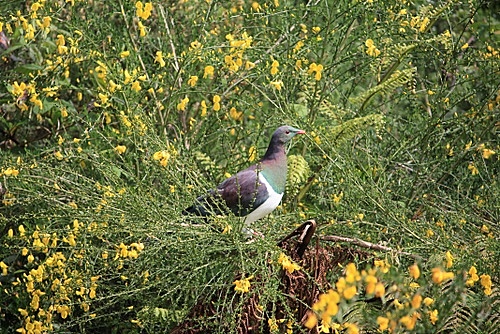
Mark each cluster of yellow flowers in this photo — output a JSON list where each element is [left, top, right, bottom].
[[305, 262, 379, 333], [233, 275, 253, 293], [135, 1, 153, 37], [1, 212, 150, 333], [277, 253, 301, 274], [224, 32, 254, 73], [1, 222, 103, 333], [304, 252, 494, 333], [152, 144, 178, 167], [365, 39, 381, 57]]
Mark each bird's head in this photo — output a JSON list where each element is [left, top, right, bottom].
[[273, 125, 306, 144]]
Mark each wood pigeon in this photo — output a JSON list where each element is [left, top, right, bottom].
[[183, 126, 305, 225]]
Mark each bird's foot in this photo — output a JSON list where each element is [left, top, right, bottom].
[[242, 227, 265, 240]]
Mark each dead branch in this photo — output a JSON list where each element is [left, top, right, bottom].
[[320, 235, 421, 260]]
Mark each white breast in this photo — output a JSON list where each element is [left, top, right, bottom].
[[244, 173, 283, 224]]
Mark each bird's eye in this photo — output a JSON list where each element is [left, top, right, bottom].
[[285, 130, 290, 134]]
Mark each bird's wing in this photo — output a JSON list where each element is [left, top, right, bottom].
[[183, 165, 269, 218], [217, 167, 269, 217]]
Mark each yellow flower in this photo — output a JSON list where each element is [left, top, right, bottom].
[[277, 253, 301, 274], [268, 318, 279, 332], [57, 305, 70, 319], [120, 50, 130, 58], [11, 81, 28, 97], [411, 294, 422, 309], [56, 34, 68, 54], [154, 51, 165, 67], [18, 308, 29, 317], [245, 61, 255, 70], [345, 323, 359, 334], [177, 96, 189, 111], [345, 263, 360, 283], [131, 81, 141, 92], [0, 261, 8, 276], [480, 274, 492, 295], [423, 297, 434, 306], [98, 93, 108, 105], [190, 40, 203, 50], [409, 264, 420, 279], [54, 151, 63, 160], [3, 167, 19, 177], [374, 259, 390, 273], [200, 100, 207, 117], [343, 285, 357, 300], [270, 60, 279, 75], [365, 39, 381, 57], [30, 93, 43, 109], [251, 2, 261, 12], [310, 131, 321, 144], [431, 267, 454, 284], [365, 275, 378, 295], [295, 59, 303, 70], [419, 17, 430, 32], [41, 16, 51, 29], [187, 75, 198, 87], [203, 65, 215, 79], [304, 312, 318, 329], [445, 251, 453, 268], [108, 80, 121, 93], [233, 275, 253, 293], [153, 150, 171, 167], [61, 107, 68, 117], [374, 282, 385, 298], [468, 162, 479, 175], [332, 191, 343, 204], [294, 40, 304, 53], [213, 95, 221, 111], [377, 316, 389, 331], [25, 24, 35, 40], [466, 265, 480, 286], [229, 107, 243, 121], [308, 63, 324, 81], [269, 80, 283, 91], [399, 313, 418, 330], [428, 309, 438, 324], [137, 21, 146, 37], [115, 145, 127, 154], [482, 148, 495, 159], [248, 146, 257, 162], [136, 1, 153, 20]]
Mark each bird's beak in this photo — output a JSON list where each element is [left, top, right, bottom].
[[297, 129, 306, 135]]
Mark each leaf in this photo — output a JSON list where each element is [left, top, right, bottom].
[[350, 68, 416, 110], [14, 64, 44, 74], [290, 103, 309, 119], [286, 154, 310, 200]]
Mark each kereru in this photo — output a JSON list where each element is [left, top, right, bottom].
[[183, 126, 305, 225]]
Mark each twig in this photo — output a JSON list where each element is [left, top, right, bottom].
[[320, 235, 421, 260], [277, 220, 317, 258], [118, 0, 164, 129], [158, 5, 181, 85]]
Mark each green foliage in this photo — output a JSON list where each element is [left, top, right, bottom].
[[1, 0, 498, 333]]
